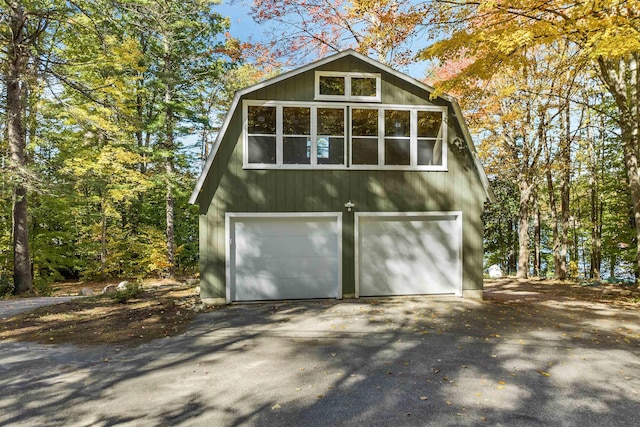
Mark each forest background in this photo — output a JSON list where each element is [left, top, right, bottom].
[[1, 0, 639, 295]]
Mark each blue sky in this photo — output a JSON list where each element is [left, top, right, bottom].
[[214, 0, 431, 80]]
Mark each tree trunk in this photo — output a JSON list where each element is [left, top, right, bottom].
[[546, 163, 562, 278], [165, 156, 175, 278], [588, 107, 602, 280], [506, 219, 516, 274], [517, 179, 533, 279], [597, 55, 640, 280], [7, 1, 32, 294], [533, 199, 541, 277], [100, 199, 107, 279], [558, 103, 571, 280], [163, 43, 176, 278]]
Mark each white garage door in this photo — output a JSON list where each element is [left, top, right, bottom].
[[227, 214, 341, 302], [356, 213, 462, 297]]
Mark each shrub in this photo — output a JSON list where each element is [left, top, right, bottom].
[[0, 273, 13, 297], [34, 275, 54, 296], [109, 282, 144, 304]]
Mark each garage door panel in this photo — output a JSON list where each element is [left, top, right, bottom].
[[236, 256, 338, 280], [235, 219, 336, 235], [236, 236, 338, 258], [236, 222, 337, 258], [358, 214, 461, 297], [229, 215, 341, 302], [234, 276, 337, 301]]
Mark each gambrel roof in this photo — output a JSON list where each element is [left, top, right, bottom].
[[190, 49, 494, 204]]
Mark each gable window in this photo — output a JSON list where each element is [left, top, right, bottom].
[[352, 77, 377, 97], [318, 75, 345, 96], [316, 72, 381, 101]]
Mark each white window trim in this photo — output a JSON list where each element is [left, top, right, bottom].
[[243, 100, 448, 171], [315, 71, 382, 102]]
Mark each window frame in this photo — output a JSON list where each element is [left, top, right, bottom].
[[315, 71, 382, 102], [243, 100, 448, 171], [244, 100, 348, 170], [348, 103, 448, 171]]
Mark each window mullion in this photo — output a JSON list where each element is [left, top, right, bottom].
[[378, 108, 384, 166], [411, 109, 418, 166], [311, 106, 317, 165], [276, 105, 283, 165], [344, 106, 349, 167], [348, 106, 353, 167]]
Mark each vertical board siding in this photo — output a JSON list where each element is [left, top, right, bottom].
[[198, 55, 488, 299]]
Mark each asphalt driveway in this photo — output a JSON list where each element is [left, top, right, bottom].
[[1, 294, 638, 426], [0, 297, 81, 319]]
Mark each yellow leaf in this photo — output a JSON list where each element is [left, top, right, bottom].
[[537, 370, 551, 377]]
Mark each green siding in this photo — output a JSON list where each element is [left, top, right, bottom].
[[197, 55, 488, 300]]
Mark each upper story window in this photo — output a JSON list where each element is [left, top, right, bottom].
[[246, 105, 276, 164], [245, 101, 347, 168], [244, 100, 446, 171], [315, 72, 381, 102], [348, 107, 446, 169]]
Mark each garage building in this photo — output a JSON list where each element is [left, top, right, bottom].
[[190, 50, 493, 304]]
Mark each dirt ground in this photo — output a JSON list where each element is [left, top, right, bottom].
[[0, 278, 212, 347], [0, 278, 637, 347], [484, 277, 640, 308]]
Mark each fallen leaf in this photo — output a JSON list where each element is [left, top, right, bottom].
[[420, 396, 428, 401], [271, 403, 281, 410], [537, 370, 551, 377]]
